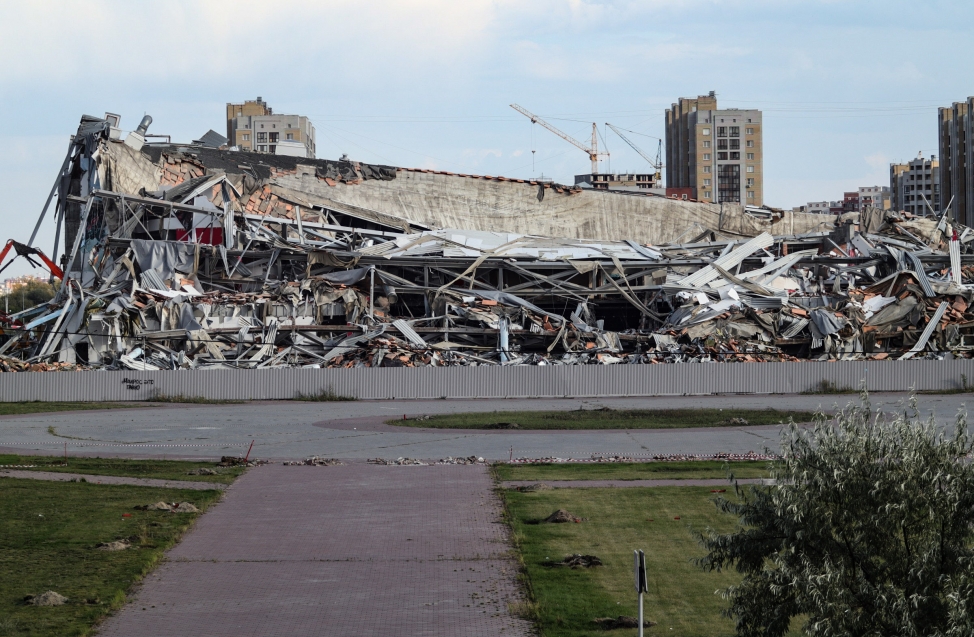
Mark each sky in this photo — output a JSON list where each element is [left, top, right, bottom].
[[0, 0, 971, 278]]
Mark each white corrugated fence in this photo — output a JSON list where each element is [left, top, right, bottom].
[[0, 360, 969, 402]]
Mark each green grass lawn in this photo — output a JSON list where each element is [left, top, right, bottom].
[[0, 402, 151, 416], [391, 408, 817, 430], [0, 455, 245, 485], [0, 478, 224, 637], [503, 485, 799, 637], [494, 460, 772, 482]]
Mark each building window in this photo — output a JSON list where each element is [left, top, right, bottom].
[[703, 166, 711, 173], [729, 139, 740, 150], [702, 140, 711, 148], [730, 152, 740, 160], [272, 124, 276, 128], [717, 164, 741, 203], [746, 127, 754, 135], [269, 132, 279, 143], [242, 133, 250, 141], [269, 145, 276, 153], [746, 140, 754, 147], [730, 126, 740, 137], [260, 124, 264, 128], [702, 128, 711, 136], [703, 153, 711, 160], [286, 133, 294, 140], [746, 153, 755, 160], [717, 126, 727, 137], [704, 191, 712, 198], [747, 191, 755, 199], [718, 152, 728, 160], [746, 178, 754, 186], [257, 132, 267, 142], [717, 139, 728, 150], [703, 179, 711, 186], [258, 145, 267, 151], [746, 165, 755, 173]]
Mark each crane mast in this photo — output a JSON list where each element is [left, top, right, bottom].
[[510, 104, 608, 174]]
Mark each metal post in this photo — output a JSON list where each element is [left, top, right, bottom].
[[499, 317, 509, 363], [369, 266, 375, 323], [638, 590, 644, 637], [634, 549, 647, 637]]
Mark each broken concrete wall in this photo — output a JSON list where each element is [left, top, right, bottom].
[[101, 140, 843, 246]]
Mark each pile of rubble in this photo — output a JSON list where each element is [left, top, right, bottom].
[[4, 114, 974, 371], [216, 456, 267, 467], [282, 457, 343, 466], [367, 456, 488, 465], [508, 451, 777, 464], [368, 457, 428, 466], [134, 501, 199, 513], [436, 456, 486, 465]]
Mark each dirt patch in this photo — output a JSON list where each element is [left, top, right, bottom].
[[544, 509, 582, 523], [593, 616, 656, 629], [562, 554, 602, 568], [185, 468, 221, 476], [96, 540, 131, 552], [515, 483, 553, 492], [715, 417, 749, 426], [134, 501, 198, 513], [484, 422, 520, 430], [26, 591, 67, 606]]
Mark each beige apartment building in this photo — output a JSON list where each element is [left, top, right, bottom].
[[890, 154, 940, 215], [665, 92, 763, 206], [939, 99, 972, 225], [226, 97, 317, 158]]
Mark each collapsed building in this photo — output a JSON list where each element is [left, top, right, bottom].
[[2, 113, 973, 372]]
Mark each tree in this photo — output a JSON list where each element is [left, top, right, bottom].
[[698, 394, 974, 637], [0, 279, 56, 314]]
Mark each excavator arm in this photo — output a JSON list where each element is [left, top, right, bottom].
[[0, 240, 64, 280]]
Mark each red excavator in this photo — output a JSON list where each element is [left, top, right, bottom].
[[0, 239, 64, 280]]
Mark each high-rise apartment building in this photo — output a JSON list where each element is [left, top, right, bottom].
[[938, 99, 972, 224], [665, 92, 763, 205], [890, 154, 940, 215], [226, 97, 317, 159]]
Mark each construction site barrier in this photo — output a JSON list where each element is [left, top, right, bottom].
[[0, 360, 968, 402]]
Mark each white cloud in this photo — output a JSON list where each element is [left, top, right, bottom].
[[864, 152, 889, 170], [0, 0, 499, 83]]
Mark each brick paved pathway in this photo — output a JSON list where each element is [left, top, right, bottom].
[[0, 470, 224, 490], [97, 464, 531, 637]]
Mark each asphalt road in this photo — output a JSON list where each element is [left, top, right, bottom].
[[0, 392, 968, 461]]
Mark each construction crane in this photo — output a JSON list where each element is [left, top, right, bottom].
[[605, 123, 663, 184], [510, 104, 608, 174]]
